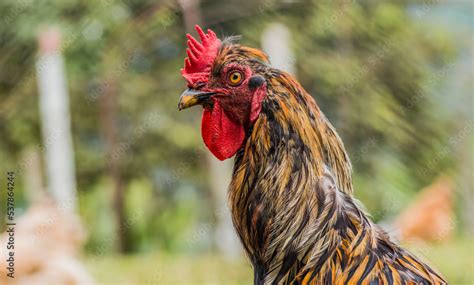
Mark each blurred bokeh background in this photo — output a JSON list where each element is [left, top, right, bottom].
[[0, 0, 472, 284]]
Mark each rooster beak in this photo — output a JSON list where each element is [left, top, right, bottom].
[[178, 89, 215, 110]]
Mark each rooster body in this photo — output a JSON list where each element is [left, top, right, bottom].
[[178, 26, 447, 285]]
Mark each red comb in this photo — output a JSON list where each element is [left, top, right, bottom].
[[181, 25, 221, 84]]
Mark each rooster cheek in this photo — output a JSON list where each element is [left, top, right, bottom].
[[217, 97, 249, 125], [223, 106, 248, 126]]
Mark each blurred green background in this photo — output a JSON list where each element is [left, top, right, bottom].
[[0, 0, 472, 284]]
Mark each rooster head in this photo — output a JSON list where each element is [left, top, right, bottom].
[[178, 25, 269, 161]]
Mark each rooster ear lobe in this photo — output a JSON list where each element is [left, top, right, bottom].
[[249, 76, 267, 123]]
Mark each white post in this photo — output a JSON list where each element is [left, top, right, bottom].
[[261, 22, 296, 76], [36, 27, 77, 212]]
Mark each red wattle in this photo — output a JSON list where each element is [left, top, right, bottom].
[[201, 101, 245, 160]]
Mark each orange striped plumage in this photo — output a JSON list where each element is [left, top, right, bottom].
[[178, 30, 447, 284], [219, 44, 447, 285]]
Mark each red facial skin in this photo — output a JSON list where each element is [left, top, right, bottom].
[[181, 25, 266, 160], [199, 65, 267, 160]]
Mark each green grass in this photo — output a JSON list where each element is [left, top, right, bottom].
[[85, 253, 252, 284], [85, 237, 473, 284]]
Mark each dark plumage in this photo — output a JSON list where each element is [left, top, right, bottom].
[[179, 26, 447, 285]]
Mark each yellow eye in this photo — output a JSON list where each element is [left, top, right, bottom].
[[228, 71, 243, 86]]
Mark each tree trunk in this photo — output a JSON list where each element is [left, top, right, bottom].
[[99, 78, 127, 252]]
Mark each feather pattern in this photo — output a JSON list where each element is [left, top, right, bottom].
[[213, 44, 448, 284]]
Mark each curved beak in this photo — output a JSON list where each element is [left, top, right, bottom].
[[178, 89, 215, 110]]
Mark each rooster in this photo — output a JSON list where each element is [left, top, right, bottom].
[[178, 25, 447, 285]]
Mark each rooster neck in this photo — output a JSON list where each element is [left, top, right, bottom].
[[228, 71, 357, 274], [227, 71, 446, 285], [229, 135, 370, 283], [244, 71, 353, 194]]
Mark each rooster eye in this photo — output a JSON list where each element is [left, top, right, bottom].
[[227, 71, 243, 86]]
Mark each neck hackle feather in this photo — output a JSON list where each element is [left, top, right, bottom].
[[181, 26, 447, 285]]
